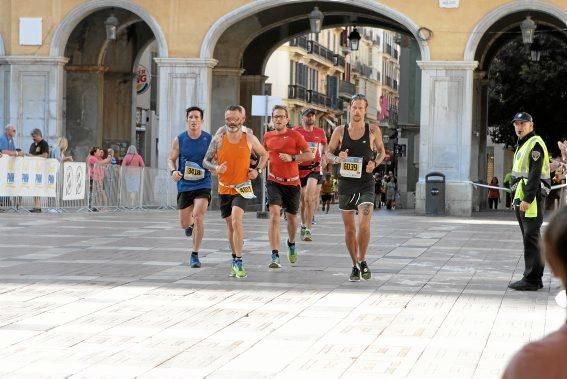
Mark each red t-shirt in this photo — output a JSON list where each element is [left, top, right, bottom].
[[264, 129, 308, 186], [295, 126, 327, 177]]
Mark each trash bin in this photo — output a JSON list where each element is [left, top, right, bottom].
[[425, 172, 445, 215]]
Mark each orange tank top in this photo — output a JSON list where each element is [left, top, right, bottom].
[[217, 132, 251, 195]]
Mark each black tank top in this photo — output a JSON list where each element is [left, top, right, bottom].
[[338, 123, 375, 195]]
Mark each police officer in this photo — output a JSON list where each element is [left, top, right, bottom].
[[508, 112, 551, 291]]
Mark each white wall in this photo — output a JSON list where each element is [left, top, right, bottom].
[[265, 49, 290, 99]]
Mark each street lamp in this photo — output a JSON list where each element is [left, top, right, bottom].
[[309, 6, 324, 34], [105, 13, 119, 40], [348, 27, 361, 51], [520, 15, 536, 44], [530, 38, 542, 62]]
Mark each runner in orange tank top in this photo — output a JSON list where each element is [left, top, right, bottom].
[[203, 105, 267, 279]]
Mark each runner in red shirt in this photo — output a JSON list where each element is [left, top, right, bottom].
[[264, 105, 313, 269], [296, 108, 327, 241]]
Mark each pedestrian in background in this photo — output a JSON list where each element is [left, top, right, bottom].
[[28, 128, 49, 212], [488, 176, 500, 209], [50, 137, 73, 163], [122, 145, 145, 207], [507, 112, 551, 291], [503, 207, 567, 378], [0, 124, 24, 157]]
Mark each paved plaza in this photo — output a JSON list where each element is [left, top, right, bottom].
[[0, 207, 564, 378]]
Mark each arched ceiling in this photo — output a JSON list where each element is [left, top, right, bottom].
[[213, 2, 414, 75], [475, 10, 567, 71]]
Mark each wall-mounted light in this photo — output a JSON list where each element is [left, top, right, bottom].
[[520, 15, 536, 44], [348, 27, 361, 51], [105, 13, 119, 40], [309, 6, 324, 34]]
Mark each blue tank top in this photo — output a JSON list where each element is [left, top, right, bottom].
[[177, 130, 212, 192]]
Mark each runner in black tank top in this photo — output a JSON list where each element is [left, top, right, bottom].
[[325, 95, 387, 283], [338, 123, 375, 196]]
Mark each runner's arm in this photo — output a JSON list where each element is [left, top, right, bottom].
[[370, 125, 386, 166], [249, 134, 268, 170], [325, 126, 343, 164], [167, 137, 180, 174], [202, 134, 221, 174]]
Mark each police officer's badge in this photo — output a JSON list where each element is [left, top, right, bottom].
[[532, 151, 541, 161]]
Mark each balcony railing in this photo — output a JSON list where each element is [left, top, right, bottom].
[[307, 40, 335, 63], [338, 80, 356, 99], [385, 76, 393, 88], [333, 54, 345, 67], [289, 36, 308, 50], [288, 84, 307, 101], [353, 62, 373, 78], [393, 79, 398, 91], [393, 49, 399, 60]]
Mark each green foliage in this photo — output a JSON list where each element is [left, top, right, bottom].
[[488, 35, 567, 156]]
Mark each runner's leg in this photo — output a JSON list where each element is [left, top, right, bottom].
[[191, 198, 208, 252], [269, 204, 282, 250], [341, 210, 358, 265], [357, 202, 373, 262]]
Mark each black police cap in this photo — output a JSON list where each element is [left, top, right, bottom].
[[511, 112, 533, 123]]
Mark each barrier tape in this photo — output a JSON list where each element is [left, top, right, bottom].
[[466, 180, 567, 191]]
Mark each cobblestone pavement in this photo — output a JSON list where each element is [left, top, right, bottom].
[[0, 208, 564, 378]]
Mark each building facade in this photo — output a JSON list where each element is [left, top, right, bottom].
[[0, 0, 563, 216]]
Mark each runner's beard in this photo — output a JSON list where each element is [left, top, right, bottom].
[[227, 124, 241, 133]]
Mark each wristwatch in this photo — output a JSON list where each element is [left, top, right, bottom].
[[291, 155, 296, 162]]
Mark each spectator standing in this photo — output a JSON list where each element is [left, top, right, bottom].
[[121, 145, 145, 207], [28, 128, 49, 212], [488, 176, 500, 209]]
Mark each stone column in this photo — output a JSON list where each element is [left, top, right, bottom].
[[154, 58, 217, 169], [240, 75, 268, 136], [415, 61, 478, 216], [471, 71, 489, 210], [0, 56, 67, 148], [211, 67, 244, 133]]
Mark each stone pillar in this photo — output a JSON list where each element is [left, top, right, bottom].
[[471, 71, 489, 210], [154, 58, 217, 169], [415, 61, 478, 216], [240, 75, 268, 136], [0, 56, 67, 148], [211, 67, 244, 133]]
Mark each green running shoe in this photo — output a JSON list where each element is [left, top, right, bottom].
[[229, 260, 236, 277], [359, 260, 371, 280], [300, 225, 306, 238], [269, 252, 281, 268], [288, 243, 297, 264], [303, 229, 312, 242], [349, 265, 361, 282], [234, 259, 247, 278]]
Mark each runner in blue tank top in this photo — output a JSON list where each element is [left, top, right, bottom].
[[167, 106, 212, 268]]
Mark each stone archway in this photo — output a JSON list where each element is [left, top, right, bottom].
[[464, 0, 567, 210], [50, 0, 168, 59], [200, 0, 430, 61]]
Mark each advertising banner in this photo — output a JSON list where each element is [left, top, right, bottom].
[[0, 156, 59, 197]]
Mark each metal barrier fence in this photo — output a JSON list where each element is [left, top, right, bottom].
[[0, 162, 178, 213]]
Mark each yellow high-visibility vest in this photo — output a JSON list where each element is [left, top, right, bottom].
[[512, 135, 550, 217]]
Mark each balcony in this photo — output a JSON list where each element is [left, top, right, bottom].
[[288, 84, 307, 101], [333, 54, 345, 67], [353, 62, 373, 78], [289, 36, 308, 50], [307, 40, 335, 63], [393, 49, 399, 60], [393, 79, 398, 91], [338, 80, 356, 99], [385, 76, 393, 88], [307, 89, 328, 107]]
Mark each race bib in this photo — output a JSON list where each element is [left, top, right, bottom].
[[340, 157, 363, 178], [308, 142, 319, 156], [235, 180, 256, 199], [184, 161, 205, 181]]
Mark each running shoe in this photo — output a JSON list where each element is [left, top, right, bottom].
[[288, 243, 297, 264], [303, 229, 312, 242], [300, 225, 306, 238], [359, 260, 371, 280], [229, 263, 236, 277], [349, 265, 361, 282], [269, 252, 281, 268], [234, 259, 247, 278], [190, 254, 201, 268], [312, 216, 317, 225], [185, 224, 194, 237]]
